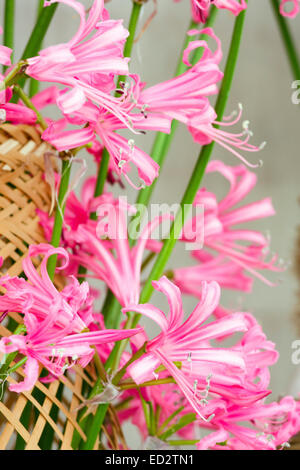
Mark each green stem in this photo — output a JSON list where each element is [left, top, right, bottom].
[[167, 439, 199, 446], [16, 3, 59, 91], [112, 343, 147, 386], [157, 406, 185, 436], [47, 158, 72, 280], [0, 61, 27, 91], [6, 356, 28, 375], [21, 3, 58, 59], [90, 148, 110, 220], [13, 84, 48, 130], [270, 0, 300, 79], [80, 404, 108, 450], [3, 0, 15, 71], [117, 2, 143, 88], [29, 0, 45, 97], [119, 377, 176, 390], [136, 3, 248, 316]]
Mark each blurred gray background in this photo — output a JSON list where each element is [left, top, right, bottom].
[[4, 0, 300, 445]]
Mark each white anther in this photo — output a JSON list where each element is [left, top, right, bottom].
[[118, 159, 126, 168], [259, 141, 267, 150]]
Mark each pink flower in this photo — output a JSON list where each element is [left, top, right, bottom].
[[174, 1, 247, 23], [0, 26, 12, 67], [138, 28, 223, 119], [176, 160, 281, 294], [73, 197, 173, 307], [173, 252, 254, 296], [280, 0, 300, 17], [122, 276, 273, 419], [0, 244, 142, 392], [26, 0, 132, 127], [0, 85, 37, 124], [196, 396, 300, 450], [40, 83, 170, 187], [118, 383, 198, 441], [138, 30, 263, 167], [37, 175, 102, 245]]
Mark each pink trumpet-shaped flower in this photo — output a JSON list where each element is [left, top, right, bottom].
[[40, 84, 170, 188], [73, 197, 173, 307], [280, 0, 300, 17], [0, 244, 142, 392], [138, 30, 262, 167], [176, 160, 281, 293], [0, 244, 87, 332], [196, 396, 300, 450], [138, 28, 223, 118], [122, 276, 272, 419], [26, 0, 132, 127]]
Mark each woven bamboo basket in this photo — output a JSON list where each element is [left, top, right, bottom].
[[0, 124, 100, 450]]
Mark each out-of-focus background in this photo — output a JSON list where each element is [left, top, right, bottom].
[[4, 0, 300, 445]]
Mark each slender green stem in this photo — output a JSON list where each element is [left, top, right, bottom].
[[6, 356, 28, 375], [157, 406, 184, 435], [90, 149, 110, 220], [3, 0, 15, 71], [47, 158, 72, 280], [29, 0, 45, 97], [16, 3, 58, 92], [159, 413, 197, 441], [80, 404, 108, 450], [270, 0, 300, 79], [119, 377, 176, 390], [21, 3, 58, 60], [112, 343, 147, 386], [135, 3, 248, 316], [167, 439, 199, 446], [13, 84, 48, 130], [0, 61, 27, 91], [117, 2, 143, 88]]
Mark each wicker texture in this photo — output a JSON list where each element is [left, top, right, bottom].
[[0, 123, 53, 280], [0, 124, 97, 449]]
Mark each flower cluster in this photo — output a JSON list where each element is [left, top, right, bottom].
[[0, 0, 299, 452]]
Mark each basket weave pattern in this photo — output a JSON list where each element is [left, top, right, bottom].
[[0, 124, 97, 450]]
